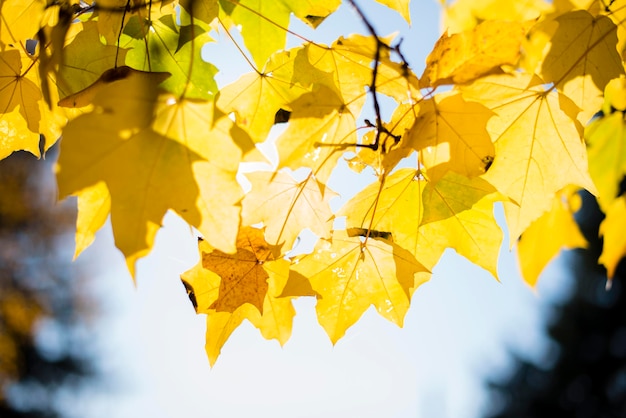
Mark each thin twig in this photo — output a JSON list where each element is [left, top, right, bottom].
[[115, 0, 132, 68], [346, 0, 385, 151]]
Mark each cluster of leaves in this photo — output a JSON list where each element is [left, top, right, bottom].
[[1, 0, 626, 364]]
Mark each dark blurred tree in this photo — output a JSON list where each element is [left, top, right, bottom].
[[0, 148, 97, 417], [485, 193, 626, 418]]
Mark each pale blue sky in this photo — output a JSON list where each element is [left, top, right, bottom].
[[64, 2, 566, 417]]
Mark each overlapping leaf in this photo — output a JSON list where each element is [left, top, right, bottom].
[[407, 93, 494, 182], [182, 230, 294, 365], [151, 95, 248, 252], [56, 21, 124, 101], [218, 0, 340, 68], [599, 196, 626, 279], [338, 169, 430, 265], [338, 168, 503, 276], [202, 226, 279, 313], [73, 182, 110, 260], [419, 171, 505, 278], [93, 0, 152, 45], [420, 20, 532, 88], [459, 73, 596, 242], [517, 187, 587, 287], [57, 71, 245, 274], [585, 77, 626, 211], [305, 35, 420, 107], [0, 0, 45, 48], [216, 47, 309, 143], [541, 10, 624, 123], [374, 0, 411, 24], [122, 13, 217, 99], [291, 229, 429, 343], [241, 171, 336, 250], [0, 48, 65, 158], [275, 85, 357, 183], [442, 0, 551, 33]]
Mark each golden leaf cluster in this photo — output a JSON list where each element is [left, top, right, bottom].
[[1, 0, 625, 363]]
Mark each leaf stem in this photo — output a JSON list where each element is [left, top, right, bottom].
[[218, 17, 260, 74]]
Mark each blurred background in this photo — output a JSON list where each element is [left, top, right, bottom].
[[1, 1, 625, 417]]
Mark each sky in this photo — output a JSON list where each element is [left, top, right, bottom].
[[57, 1, 574, 417]]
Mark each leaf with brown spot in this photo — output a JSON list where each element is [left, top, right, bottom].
[[202, 226, 280, 314]]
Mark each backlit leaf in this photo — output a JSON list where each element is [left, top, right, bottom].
[[122, 14, 218, 99], [73, 182, 110, 260], [216, 47, 308, 143], [218, 0, 340, 68], [180, 0, 218, 24], [459, 73, 596, 242], [407, 93, 494, 182], [420, 20, 532, 88], [374, 0, 411, 24], [584, 77, 626, 212], [0, 0, 45, 48], [291, 229, 429, 343], [275, 85, 357, 183], [517, 187, 587, 287], [152, 96, 247, 253], [542, 10, 624, 123], [0, 48, 64, 158], [57, 21, 126, 102], [183, 232, 294, 365], [57, 71, 243, 274], [599, 195, 626, 279], [241, 171, 336, 250], [202, 227, 278, 314], [442, 0, 551, 33], [419, 171, 505, 278], [338, 169, 434, 268]]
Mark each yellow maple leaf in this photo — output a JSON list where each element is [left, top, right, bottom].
[[420, 20, 532, 88], [517, 187, 587, 287], [275, 85, 357, 183], [182, 233, 294, 365], [179, 0, 218, 24], [94, 0, 153, 45], [241, 171, 336, 250], [216, 47, 308, 143], [407, 93, 494, 182], [0, 0, 45, 48], [442, 0, 551, 33], [73, 181, 110, 260], [541, 10, 624, 124], [218, 0, 340, 69], [276, 37, 414, 178], [459, 73, 596, 243], [374, 0, 411, 24], [0, 48, 65, 159], [599, 195, 626, 280], [585, 77, 626, 212], [306, 35, 420, 107], [202, 227, 280, 314], [338, 168, 430, 264], [57, 71, 244, 274], [292, 229, 429, 343], [152, 95, 250, 252], [56, 21, 125, 102], [420, 171, 505, 278], [339, 167, 505, 277]]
